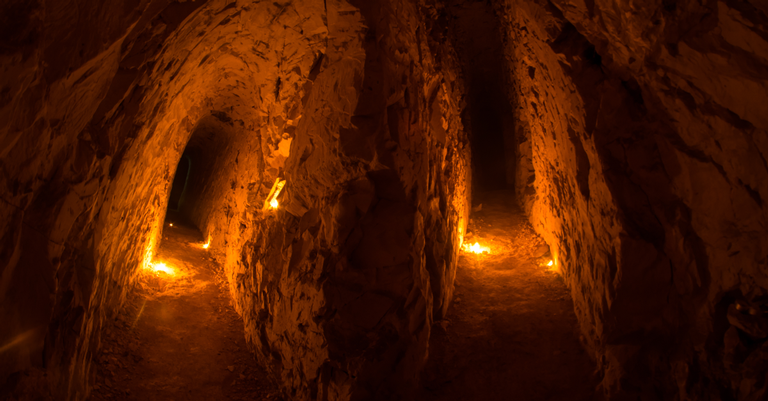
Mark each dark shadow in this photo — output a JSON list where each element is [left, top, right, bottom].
[[163, 113, 234, 230], [450, 0, 516, 193], [168, 154, 191, 211]]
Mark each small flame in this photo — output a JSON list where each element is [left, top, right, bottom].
[[264, 178, 286, 210], [543, 258, 559, 273], [463, 241, 490, 254], [202, 236, 211, 249], [150, 262, 174, 275]]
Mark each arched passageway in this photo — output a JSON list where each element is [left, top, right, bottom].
[[91, 113, 281, 399], [2, 0, 768, 400]]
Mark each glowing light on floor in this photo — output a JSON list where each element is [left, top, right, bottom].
[[463, 241, 490, 254], [150, 261, 175, 275]]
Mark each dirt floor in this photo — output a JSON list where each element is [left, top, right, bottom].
[[91, 191, 598, 401], [90, 213, 279, 401], [419, 190, 600, 401]]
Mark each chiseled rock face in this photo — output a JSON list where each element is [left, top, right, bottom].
[[0, 0, 469, 399], [502, 0, 768, 399], [231, 1, 470, 399], [13, 0, 767, 399]]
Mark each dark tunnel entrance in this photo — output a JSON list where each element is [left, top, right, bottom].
[[450, 0, 516, 193], [163, 113, 234, 232], [168, 154, 191, 211]]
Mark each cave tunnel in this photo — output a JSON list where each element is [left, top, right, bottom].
[[167, 153, 190, 212], [164, 115, 242, 233], [1, 1, 768, 401], [451, 0, 516, 193]]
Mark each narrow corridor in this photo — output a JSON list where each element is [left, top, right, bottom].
[[420, 191, 599, 401], [90, 216, 278, 401]]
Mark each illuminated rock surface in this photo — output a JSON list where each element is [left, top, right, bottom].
[[502, 0, 768, 399], [0, 0, 766, 400]]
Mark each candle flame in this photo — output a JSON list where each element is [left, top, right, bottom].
[[264, 178, 286, 210], [462, 241, 490, 254], [543, 258, 559, 273], [150, 262, 174, 275], [143, 257, 175, 277]]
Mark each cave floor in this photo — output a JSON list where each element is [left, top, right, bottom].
[[90, 216, 278, 401], [419, 190, 600, 401]]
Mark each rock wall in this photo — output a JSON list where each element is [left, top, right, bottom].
[[0, 0, 470, 400], [16, 0, 766, 399], [501, 0, 768, 399], [230, 0, 470, 399], [1, 0, 329, 398]]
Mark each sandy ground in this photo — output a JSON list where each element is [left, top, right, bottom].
[[419, 190, 600, 401], [90, 215, 279, 401]]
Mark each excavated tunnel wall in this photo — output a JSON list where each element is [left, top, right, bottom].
[[500, 0, 768, 399], [0, 0, 470, 399], [1, 0, 767, 400]]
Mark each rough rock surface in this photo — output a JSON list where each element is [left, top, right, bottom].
[[0, 0, 469, 400], [231, 1, 470, 399], [501, 0, 768, 399], [1, 0, 327, 397], [4, 0, 767, 400]]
